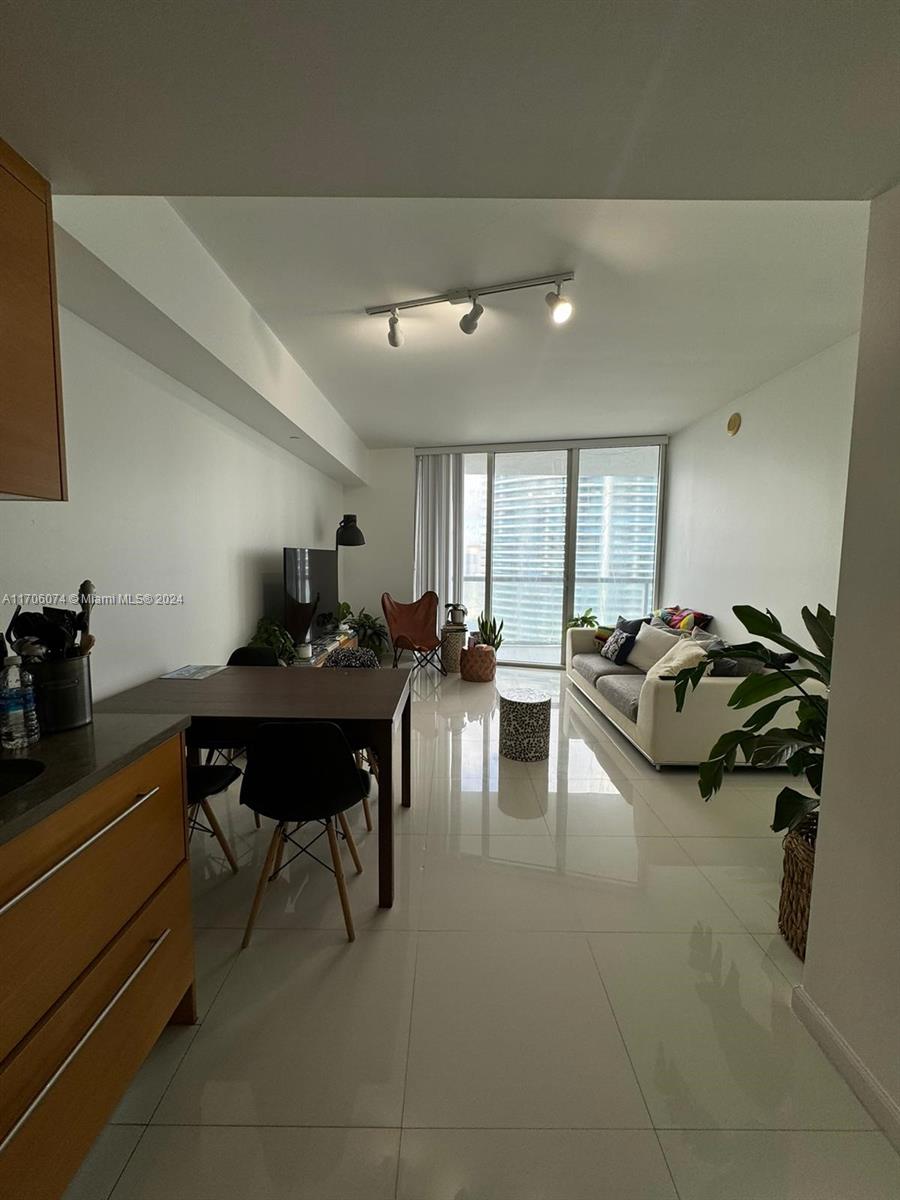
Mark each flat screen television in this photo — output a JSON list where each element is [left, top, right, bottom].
[[283, 548, 339, 643]]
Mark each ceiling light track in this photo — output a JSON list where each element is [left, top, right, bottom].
[[368, 270, 574, 347], [365, 270, 574, 316]]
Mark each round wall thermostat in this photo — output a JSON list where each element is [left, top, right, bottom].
[[727, 413, 742, 436]]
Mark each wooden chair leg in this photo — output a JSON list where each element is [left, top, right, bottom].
[[337, 810, 363, 874], [361, 793, 373, 832], [271, 823, 286, 877], [200, 797, 238, 874], [242, 823, 283, 949], [326, 819, 355, 942]]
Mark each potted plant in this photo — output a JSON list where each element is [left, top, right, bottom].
[[461, 612, 503, 682], [347, 607, 390, 657], [566, 607, 599, 629], [334, 601, 354, 631], [673, 604, 832, 960], [250, 617, 300, 665]]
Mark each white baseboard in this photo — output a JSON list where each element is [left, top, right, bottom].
[[792, 984, 900, 1152]]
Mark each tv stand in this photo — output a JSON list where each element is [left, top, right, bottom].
[[295, 630, 357, 668]]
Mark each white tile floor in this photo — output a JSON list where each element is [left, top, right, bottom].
[[67, 668, 900, 1199]]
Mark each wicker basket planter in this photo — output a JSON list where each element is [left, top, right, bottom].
[[778, 814, 817, 960], [460, 644, 497, 682]]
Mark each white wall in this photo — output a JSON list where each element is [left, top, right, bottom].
[[340, 448, 416, 621], [54, 197, 370, 484], [661, 337, 858, 642], [797, 184, 900, 1144], [0, 311, 343, 700]]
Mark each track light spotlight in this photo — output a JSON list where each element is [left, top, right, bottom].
[[459, 298, 484, 335], [545, 283, 573, 325], [387, 308, 403, 347]]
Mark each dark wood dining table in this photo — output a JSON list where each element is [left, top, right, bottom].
[[96, 666, 412, 907]]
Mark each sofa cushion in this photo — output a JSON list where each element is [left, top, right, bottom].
[[572, 652, 642, 688], [646, 638, 709, 681], [595, 674, 644, 723], [627, 622, 682, 672]]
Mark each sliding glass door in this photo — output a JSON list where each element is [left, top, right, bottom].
[[453, 439, 664, 666], [572, 445, 661, 626], [491, 449, 569, 664]]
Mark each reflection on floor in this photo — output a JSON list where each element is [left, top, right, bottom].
[[67, 667, 900, 1199]]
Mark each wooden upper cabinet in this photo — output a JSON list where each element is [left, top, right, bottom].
[[0, 136, 66, 500]]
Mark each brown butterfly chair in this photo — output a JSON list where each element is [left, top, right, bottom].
[[381, 591, 446, 674]]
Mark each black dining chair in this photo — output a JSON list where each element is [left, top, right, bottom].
[[239, 721, 368, 948], [202, 644, 281, 826], [186, 762, 242, 874], [322, 646, 380, 832], [227, 645, 280, 667]]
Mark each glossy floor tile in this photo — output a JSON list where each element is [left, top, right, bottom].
[[634, 777, 782, 838], [112, 1126, 401, 1199], [589, 930, 874, 1131], [75, 665, 898, 1199], [419, 834, 581, 930], [658, 1130, 900, 1200], [403, 931, 650, 1128], [397, 1129, 677, 1199], [677, 836, 785, 933], [153, 929, 417, 1127], [63, 1126, 142, 1200], [562, 836, 747, 932]]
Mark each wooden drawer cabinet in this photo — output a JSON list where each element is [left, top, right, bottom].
[[0, 865, 194, 1200], [0, 136, 66, 500], [0, 736, 186, 1062]]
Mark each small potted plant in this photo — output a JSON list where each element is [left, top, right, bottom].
[[250, 617, 300, 665], [673, 603, 831, 960], [566, 607, 599, 630], [347, 607, 390, 658], [461, 612, 503, 682]]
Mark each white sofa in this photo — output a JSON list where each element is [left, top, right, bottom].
[[565, 627, 759, 767]]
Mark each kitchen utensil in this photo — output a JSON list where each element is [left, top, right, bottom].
[[78, 580, 95, 650]]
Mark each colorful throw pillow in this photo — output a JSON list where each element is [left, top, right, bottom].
[[652, 605, 713, 632], [600, 627, 635, 665], [593, 624, 615, 646]]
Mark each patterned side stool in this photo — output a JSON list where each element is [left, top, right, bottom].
[[498, 688, 552, 762], [440, 624, 467, 673]]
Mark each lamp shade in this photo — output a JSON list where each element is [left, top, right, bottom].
[[336, 514, 366, 547]]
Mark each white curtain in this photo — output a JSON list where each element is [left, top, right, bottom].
[[413, 452, 464, 619]]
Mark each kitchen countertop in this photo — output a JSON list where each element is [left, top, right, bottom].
[[0, 711, 190, 847]]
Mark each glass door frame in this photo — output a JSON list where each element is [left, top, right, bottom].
[[420, 436, 668, 669]]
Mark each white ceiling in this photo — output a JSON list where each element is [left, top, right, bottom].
[[170, 198, 869, 448], [1, 1, 898, 200]]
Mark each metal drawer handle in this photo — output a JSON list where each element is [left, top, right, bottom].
[[0, 787, 161, 918], [0, 927, 172, 1155]]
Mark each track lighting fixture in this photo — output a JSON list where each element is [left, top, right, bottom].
[[387, 308, 403, 348], [366, 270, 574, 346], [545, 282, 573, 325], [459, 298, 484, 335]]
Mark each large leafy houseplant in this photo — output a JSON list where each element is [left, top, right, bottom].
[[673, 604, 832, 833]]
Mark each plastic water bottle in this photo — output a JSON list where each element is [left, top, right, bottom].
[[1, 653, 41, 750]]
